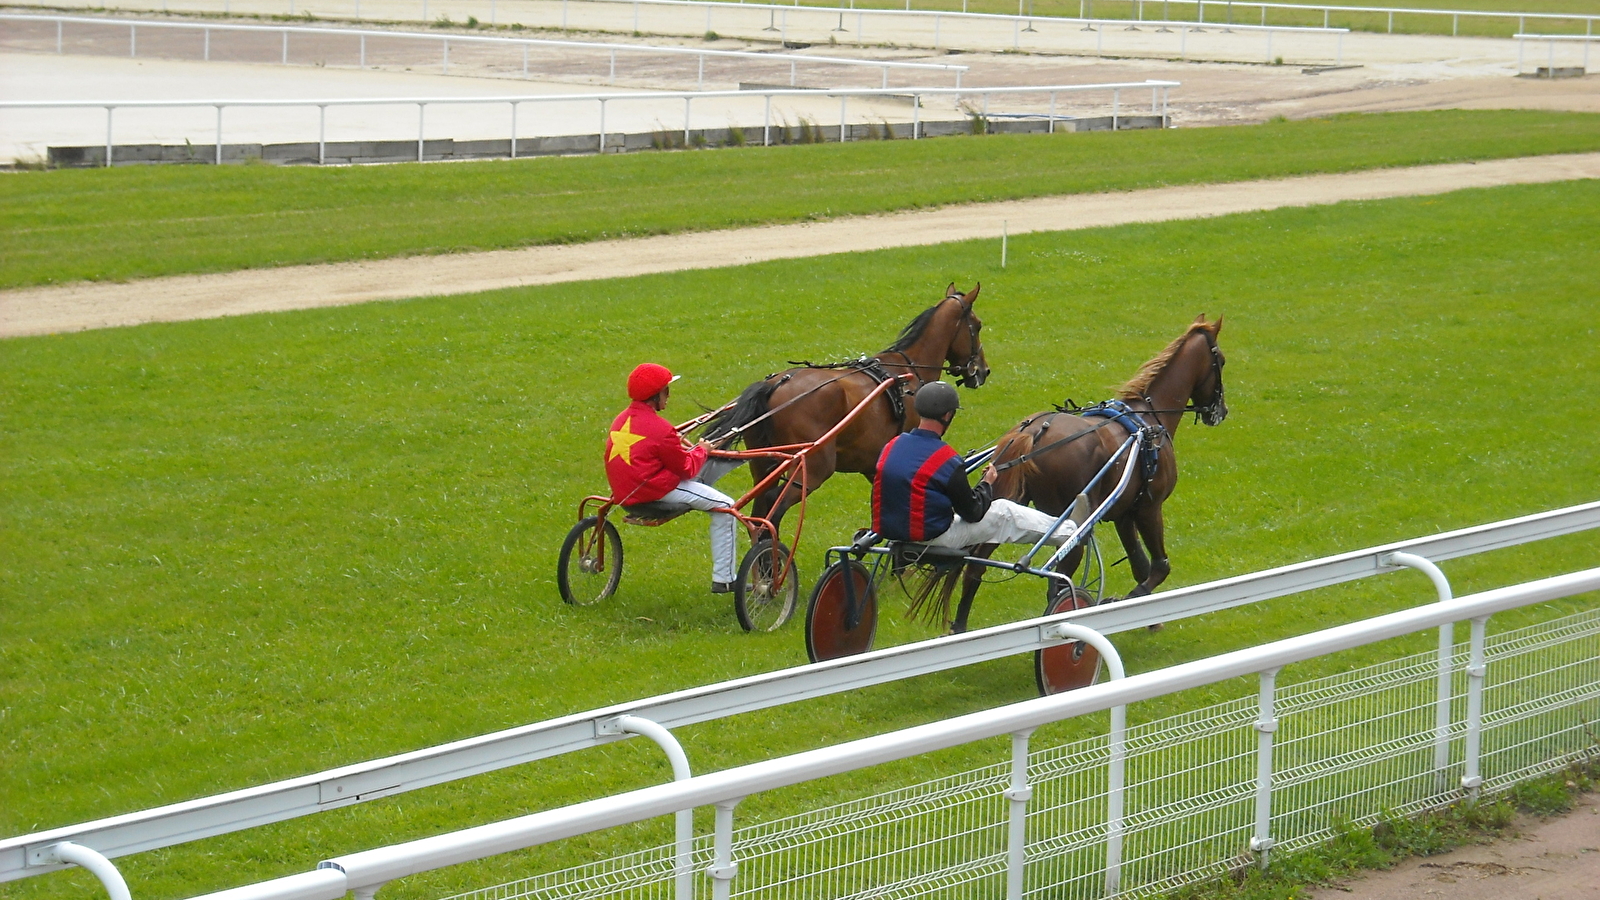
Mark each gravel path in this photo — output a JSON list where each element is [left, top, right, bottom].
[[3, 151, 1598, 337]]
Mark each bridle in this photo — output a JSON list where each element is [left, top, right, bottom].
[[1187, 329, 1226, 426], [1123, 329, 1225, 427], [883, 294, 986, 389]]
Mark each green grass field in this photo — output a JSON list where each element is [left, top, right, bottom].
[[693, 0, 1600, 37], [5, 110, 1599, 290], [3, 169, 1598, 900]]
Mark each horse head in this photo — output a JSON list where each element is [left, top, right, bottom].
[[1189, 315, 1227, 426], [942, 283, 989, 389]]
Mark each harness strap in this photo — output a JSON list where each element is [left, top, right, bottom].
[[992, 417, 1119, 472]]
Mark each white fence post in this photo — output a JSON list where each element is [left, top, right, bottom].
[[104, 106, 113, 167], [510, 102, 518, 159], [215, 105, 223, 164], [1462, 617, 1488, 799], [709, 799, 741, 900], [38, 844, 130, 900], [1250, 668, 1279, 868], [598, 98, 607, 152], [607, 717, 695, 900], [318, 105, 327, 164], [1005, 730, 1033, 900], [1382, 552, 1456, 792], [417, 102, 426, 161], [763, 94, 771, 145]]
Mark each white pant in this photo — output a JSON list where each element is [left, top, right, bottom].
[[658, 479, 739, 584], [926, 499, 1077, 550]]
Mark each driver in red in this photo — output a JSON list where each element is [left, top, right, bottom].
[[606, 363, 739, 595]]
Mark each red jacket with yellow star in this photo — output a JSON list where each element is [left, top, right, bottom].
[[605, 401, 708, 505]]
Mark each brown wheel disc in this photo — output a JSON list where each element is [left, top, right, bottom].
[[805, 560, 877, 663], [1035, 587, 1101, 696]]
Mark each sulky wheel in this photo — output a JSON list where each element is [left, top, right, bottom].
[[557, 515, 623, 606], [805, 559, 877, 663], [1035, 586, 1101, 696], [734, 540, 800, 633]]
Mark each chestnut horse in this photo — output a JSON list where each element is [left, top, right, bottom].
[[705, 284, 990, 531], [946, 315, 1227, 634]]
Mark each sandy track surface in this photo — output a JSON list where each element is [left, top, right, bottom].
[[4, 151, 1598, 337], [1308, 792, 1600, 900]]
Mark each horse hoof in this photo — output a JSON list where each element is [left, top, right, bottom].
[[1147, 623, 1164, 632]]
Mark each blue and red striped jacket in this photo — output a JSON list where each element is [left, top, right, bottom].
[[872, 429, 990, 542]]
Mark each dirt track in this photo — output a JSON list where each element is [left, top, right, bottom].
[[4, 151, 1598, 338], [1309, 792, 1600, 900]]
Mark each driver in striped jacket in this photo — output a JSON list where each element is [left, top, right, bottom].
[[872, 382, 1083, 549]]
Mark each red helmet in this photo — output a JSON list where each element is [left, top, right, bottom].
[[627, 363, 679, 401]]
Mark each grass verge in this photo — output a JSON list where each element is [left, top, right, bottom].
[[2, 180, 1598, 900], [2, 109, 1598, 289], [784, 0, 1600, 38]]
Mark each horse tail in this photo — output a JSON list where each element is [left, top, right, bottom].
[[988, 429, 1038, 502], [704, 378, 780, 446], [904, 566, 963, 629]]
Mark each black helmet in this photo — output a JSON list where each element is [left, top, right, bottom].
[[914, 381, 961, 420]]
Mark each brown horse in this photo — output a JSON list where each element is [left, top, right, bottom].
[[705, 284, 990, 531], [945, 314, 1227, 634]]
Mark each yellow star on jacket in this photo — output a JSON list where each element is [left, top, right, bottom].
[[607, 418, 648, 466]]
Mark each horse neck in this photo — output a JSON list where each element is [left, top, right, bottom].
[[877, 303, 960, 382], [1139, 334, 1208, 436]]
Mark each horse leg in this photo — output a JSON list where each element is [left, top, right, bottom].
[[951, 543, 999, 634], [1124, 504, 1171, 600], [748, 460, 780, 519], [766, 445, 837, 538], [1114, 516, 1152, 592]]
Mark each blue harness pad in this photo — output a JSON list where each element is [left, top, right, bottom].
[[1081, 400, 1162, 482], [1080, 399, 1149, 436]]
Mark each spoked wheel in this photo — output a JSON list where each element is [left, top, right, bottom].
[[1035, 586, 1101, 696], [805, 559, 877, 663], [557, 515, 623, 606], [735, 540, 800, 633]]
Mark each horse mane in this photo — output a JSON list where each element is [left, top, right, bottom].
[[1115, 320, 1214, 400], [884, 302, 945, 353]]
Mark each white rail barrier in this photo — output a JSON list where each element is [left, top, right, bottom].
[[0, 80, 1175, 166], [1, 0, 1353, 60], [1515, 32, 1597, 75], [0, 13, 969, 89], [164, 566, 1600, 900], [2, 500, 1596, 884]]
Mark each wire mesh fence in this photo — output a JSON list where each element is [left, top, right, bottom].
[[439, 606, 1600, 900]]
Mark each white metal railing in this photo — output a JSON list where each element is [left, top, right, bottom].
[[2, 500, 1596, 885], [453, 603, 1600, 900], [0, 13, 968, 90], [1, 0, 1354, 60], [167, 566, 1600, 900], [0, 81, 1176, 166], [1515, 32, 1597, 75], [14, 0, 1596, 38]]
